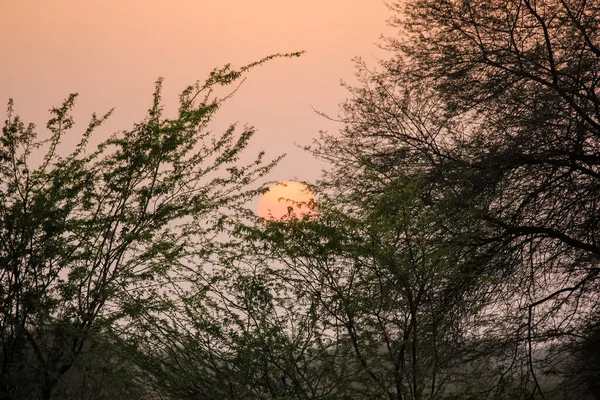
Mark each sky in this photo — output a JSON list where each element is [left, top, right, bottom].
[[1, 0, 394, 192]]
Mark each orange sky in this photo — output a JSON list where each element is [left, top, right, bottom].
[[1, 0, 394, 184]]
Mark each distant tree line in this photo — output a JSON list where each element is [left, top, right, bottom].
[[1, 1, 599, 399]]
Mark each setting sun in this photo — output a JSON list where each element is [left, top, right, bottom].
[[257, 181, 317, 221]]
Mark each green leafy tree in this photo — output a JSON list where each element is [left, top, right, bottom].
[[0, 53, 300, 400]]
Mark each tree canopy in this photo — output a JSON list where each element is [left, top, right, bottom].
[[0, 53, 300, 400]]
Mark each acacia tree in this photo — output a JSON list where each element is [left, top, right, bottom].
[[307, 0, 600, 397], [0, 53, 299, 400], [399, 1, 600, 396]]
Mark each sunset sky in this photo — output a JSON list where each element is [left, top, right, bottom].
[[1, 0, 393, 186]]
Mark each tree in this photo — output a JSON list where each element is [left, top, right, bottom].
[[0, 53, 300, 400], [308, 0, 600, 397]]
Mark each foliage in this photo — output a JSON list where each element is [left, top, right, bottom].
[[142, 1, 600, 397], [4, 0, 600, 398], [254, 177, 483, 399], [0, 53, 300, 400], [305, 0, 600, 397]]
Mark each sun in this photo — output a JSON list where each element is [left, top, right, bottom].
[[257, 181, 317, 221]]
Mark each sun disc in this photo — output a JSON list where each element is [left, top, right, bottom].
[[257, 181, 317, 221]]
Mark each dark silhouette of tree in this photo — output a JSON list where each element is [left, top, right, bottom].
[[306, 0, 600, 397]]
